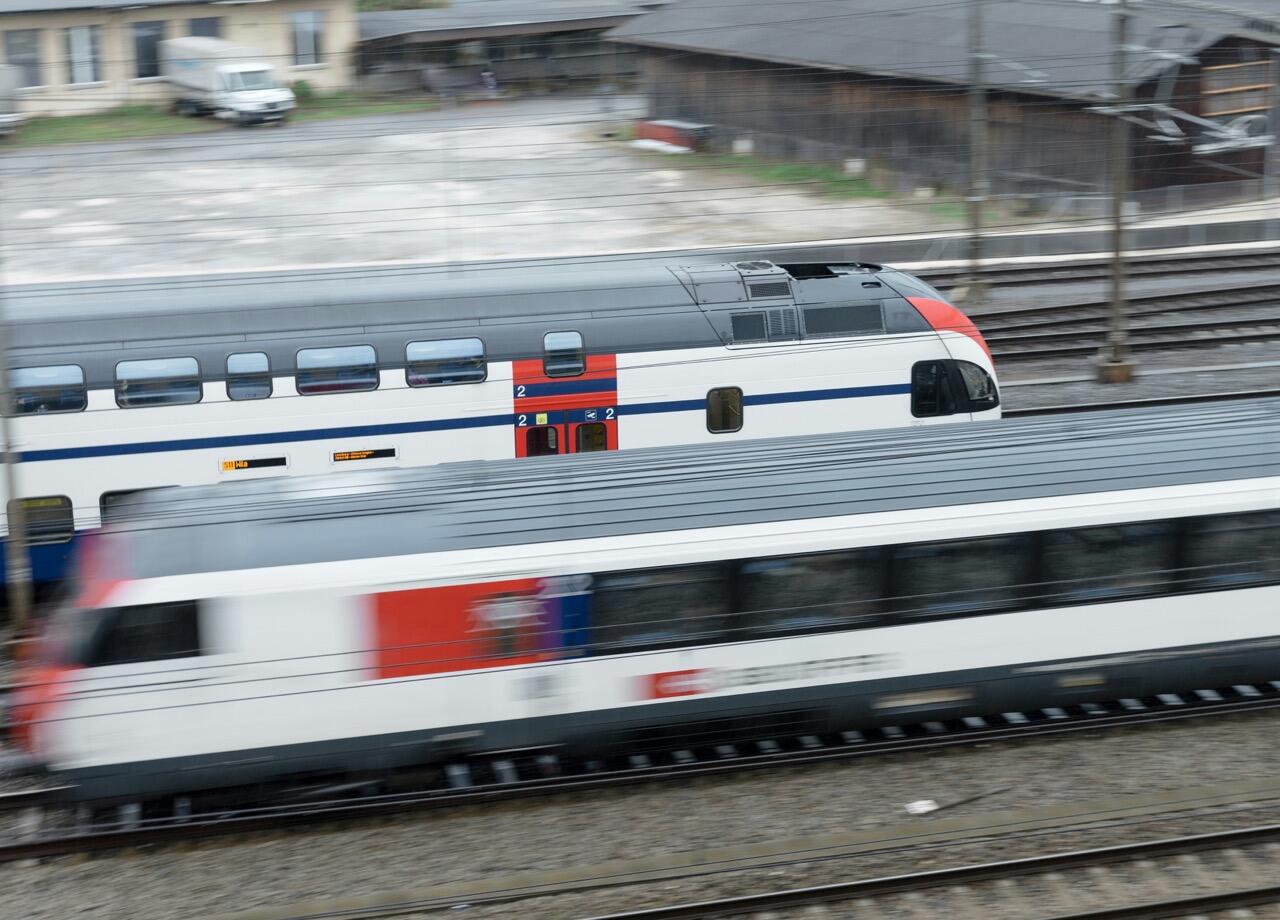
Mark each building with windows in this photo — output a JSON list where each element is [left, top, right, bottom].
[[0, 0, 357, 116]]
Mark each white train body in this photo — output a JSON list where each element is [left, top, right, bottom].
[[12, 402, 1278, 801], [4, 259, 997, 583]]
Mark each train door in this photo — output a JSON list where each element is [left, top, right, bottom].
[[513, 353, 620, 458], [517, 408, 617, 457]]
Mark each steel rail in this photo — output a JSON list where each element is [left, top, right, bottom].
[[1003, 388, 1280, 417], [921, 251, 1280, 288], [5, 680, 1280, 863]]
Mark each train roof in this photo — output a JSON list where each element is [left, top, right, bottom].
[[7, 258, 894, 352], [101, 399, 1280, 580]]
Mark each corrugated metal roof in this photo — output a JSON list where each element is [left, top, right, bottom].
[[608, 0, 1277, 101], [359, 0, 652, 43], [111, 399, 1280, 579]]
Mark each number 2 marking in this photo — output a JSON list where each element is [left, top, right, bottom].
[[518, 414, 527, 427], [605, 407, 615, 420], [516, 385, 526, 398]]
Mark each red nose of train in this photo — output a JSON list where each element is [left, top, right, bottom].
[[905, 295, 992, 360], [9, 660, 78, 757]]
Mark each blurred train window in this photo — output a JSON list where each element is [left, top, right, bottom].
[[956, 361, 999, 411], [739, 549, 883, 636], [891, 536, 1026, 618], [802, 303, 884, 338], [1042, 521, 1174, 602], [84, 601, 202, 667], [526, 426, 559, 456], [543, 331, 584, 377], [10, 365, 87, 415], [406, 338, 486, 387], [115, 357, 201, 408], [591, 565, 729, 651], [575, 422, 608, 452], [296, 345, 378, 395], [707, 387, 743, 433], [730, 312, 768, 343], [100, 488, 173, 524], [911, 361, 957, 417], [1183, 510, 1280, 588], [226, 352, 272, 400], [8, 496, 73, 545]]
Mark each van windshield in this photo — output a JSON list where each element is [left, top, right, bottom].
[[224, 69, 276, 91]]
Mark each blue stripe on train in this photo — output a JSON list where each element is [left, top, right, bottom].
[[516, 378, 618, 399]]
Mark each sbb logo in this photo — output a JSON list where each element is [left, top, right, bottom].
[[646, 669, 712, 699]]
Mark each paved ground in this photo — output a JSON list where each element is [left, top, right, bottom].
[[0, 96, 957, 284]]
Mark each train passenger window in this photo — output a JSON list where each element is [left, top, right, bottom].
[[1182, 511, 1280, 589], [9, 365, 87, 415], [738, 548, 884, 636], [1042, 521, 1174, 603], [406, 338, 486, 387], [7, 496, 74, 545], [910, 361, 957, 417], [526, 426, 559, 456], [115, 357, 201, 408], [226, 352, 272, 400], [730, 313, 767, 343], [707, 387, 743, 433], [100, 488, 174, 524], [543, 331, 584, 378], [956, 361, 999, 411], [296, 345, 378, 395], [891, 536, 1026, 618], [802, 303, 884, 338], [590, 564, 729, 652], [83, 601, 202, 667], [575, 422, 608, 452]]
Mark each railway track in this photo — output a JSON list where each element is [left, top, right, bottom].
[[921, 250, 1280, 288], [585, 825, 1280, 920], [5, 677, 1280, 864], [972, 281, 1280, 361]]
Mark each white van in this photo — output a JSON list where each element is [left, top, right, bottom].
[[159, 37, 296, 125]]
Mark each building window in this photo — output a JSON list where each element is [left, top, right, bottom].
[[706, 387, 743, 433], [64, 24, 101, 84], [115, 357, 202, 408], [406, 338, 486, 386], [296, 345, 378, 395], [543, 331, 584, 377], [290, 11, 324, 65], [226, 352, 272, 400], [9, 365, 86, 415], [3, 30, 42, 88], [189, 17, 221, 38], [9, 496, 74, 545], [131, 21, 166, 78]]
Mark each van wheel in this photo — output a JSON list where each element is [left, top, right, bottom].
[[174, 100, 196, 117]]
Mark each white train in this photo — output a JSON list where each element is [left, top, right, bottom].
[[11, 399, 1278, 802], [5, 258, 996, 584]]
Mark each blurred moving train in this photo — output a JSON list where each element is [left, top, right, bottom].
[[11, 399, 1278, 802], [2, 258, 996, 583]]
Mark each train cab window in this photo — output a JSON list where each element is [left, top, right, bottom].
[[802, 303, 884, 338], [575, 422, 608, 452], [296, 345, 378, 395], [83, 601, 202, 667], [891, 536, 1026, 618], [911, 361, 957, 417], [707, 387, 743, 433], [406, 338, 486, 386], [882, 297, 932, 333], [1182, 510, 1280, 589], [730, 312, 768, 343], [226, 352, 272, 400], [526, 426, 559, 456], [956, 361, 999, 411], [1042, 521, 1174, 603], [590, 564, 729, 652], [543, 331, 584, 378], [115, 357, 202, 408], [8, 496, 74, 545], [9, 365, 87, 415], [738, 548, 884, 636]]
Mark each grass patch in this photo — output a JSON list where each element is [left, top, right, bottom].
[[12, 105, 221, 146], [291, 90, 438, 122], [358, 0, 448, 9], [693, 154, 896, 199]]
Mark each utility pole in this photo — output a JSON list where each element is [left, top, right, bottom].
[[1266, 47, 1280, 200], [1098, 0, 1136, 383], [966, 0, 989, 304]]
